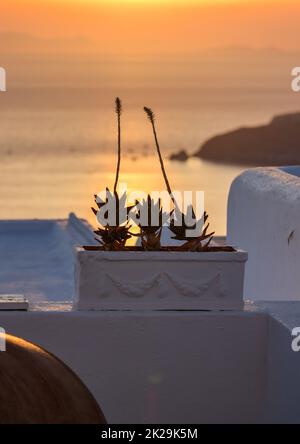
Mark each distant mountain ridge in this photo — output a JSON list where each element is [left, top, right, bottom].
[[1, 33, 300, 58], [194, 112, 300, 166], [0, 32, 93, 54]]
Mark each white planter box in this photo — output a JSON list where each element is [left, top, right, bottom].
[[74, 247, 247, 311]]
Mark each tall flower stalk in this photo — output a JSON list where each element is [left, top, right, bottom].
[[144, 107, 176, 207], [91, 98, 136, 250], [114, 97, 122, 194], [144, 105, 214, 249]]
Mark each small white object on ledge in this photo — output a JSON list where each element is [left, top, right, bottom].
[[0, 295, 29, 311]]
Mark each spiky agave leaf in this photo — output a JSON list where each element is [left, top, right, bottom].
[[169, 206, 203, 240], [136, 195, 166, 232], [141, 230, 162, 251], [169, 207, 214, 252], [94, 224, 132, 251], [178, 223, 215, 252], [92, 188, 136, 249], [136, 195, 169, 251], [92, 188, 135, 226]]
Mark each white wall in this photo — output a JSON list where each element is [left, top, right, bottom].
[[0, 310, 267, 424], [227, 167, 300, 301], [257, 301, 300, 423]]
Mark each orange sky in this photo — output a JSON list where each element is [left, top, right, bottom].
[[1, 0, 300, 53]]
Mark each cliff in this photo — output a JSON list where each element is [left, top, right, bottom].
[[194, 112, 300, 165]]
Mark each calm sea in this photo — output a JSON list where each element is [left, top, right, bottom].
[[0, 52, 299, 234]]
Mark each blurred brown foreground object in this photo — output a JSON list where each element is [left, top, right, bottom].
[[0, 334, 106, 424]]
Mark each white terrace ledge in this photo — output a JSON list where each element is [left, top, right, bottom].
[[0, 301, 298, 423]]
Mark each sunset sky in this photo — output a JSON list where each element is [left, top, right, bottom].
[[1, 1, 300, 232], [1, 0, 300, 54]]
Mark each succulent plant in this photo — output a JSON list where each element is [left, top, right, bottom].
[[88, 100, 215, 252], [92, 188, 135, 226], [144, 105, 214, 250], [94, 224, 132, 251], [92, 98, 135, 250], [170, 208, 215, 251], [136, 195, 168, 251]]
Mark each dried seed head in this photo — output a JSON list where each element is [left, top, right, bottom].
[[144, 106, 155, 123], [115, 97, 122, 116]]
